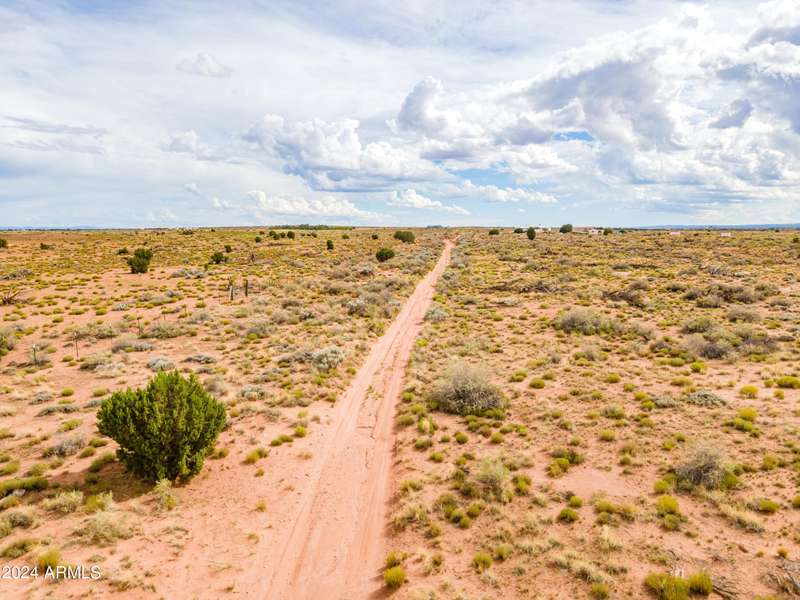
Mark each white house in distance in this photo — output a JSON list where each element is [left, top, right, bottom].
[[720, 232, 733, 237], [669, 230, 682, 236]]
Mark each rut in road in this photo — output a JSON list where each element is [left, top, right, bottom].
[[261, 239, 453, 600]]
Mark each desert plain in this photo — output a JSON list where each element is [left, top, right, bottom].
[[0, 226, 799, 600]]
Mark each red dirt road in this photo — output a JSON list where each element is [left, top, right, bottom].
[[255, 239, 453, 600]]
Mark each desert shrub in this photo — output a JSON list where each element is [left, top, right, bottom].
[[141, 323, 187, 339], [681, 317, 715, 334], [752, 498, 779, 513], [424, 305, 448, 322], [526, 227, 536, 240], [171, 267, 206, 279], [383, 565, 406, 588], [548, 447, 584, 477], [0, 238, 7, 248], [84, 491, 115, 513], [696, 294, 723, 308], [687, 572, 713, 595], [153, 479, 176, 510], [376, 247, 395, 262], [127, 248, 153, 274], [0, 328, 17, 358], [683, 390, 727, 407], [6, 508, 35, 528], [726, 307, 759, 322], [684, 334, 732, 359], [556, 308, 621, 335], [472, 457, 513, 502], [739, 385, 758, 398], [2, 538, 37, 558], [210, 251, 227, 264], [644, 572, 690, 600], [674, 446, 737, 490], [431, 362, 503, 415], [0, 476, 48, 498], [558, 507, 579, 522], [36, 548, 60, 570], [84, 510, 133, 544], [88, 452, 115, 473], [655, 494, 680, 516], [776, 376, 800, 389], [311, 346, 345, 372], [97, 371, 226, 481], [732, 325, 777, 355], [473, 552, 492, 572], [559, 223, 573, 233], [147, 356, 175, 372], [45, 435, 85, 458], [42, 490, 83, 514], [393, 230, 415, 243], [718, 501, 764, 532], [326, 239, 334, 250]]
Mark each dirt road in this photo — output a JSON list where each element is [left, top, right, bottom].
[[258, 239, 453, 600]]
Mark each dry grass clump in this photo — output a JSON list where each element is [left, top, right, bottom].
[[153, 479, 176, 511], [470, 457, 513, 502], [431, 362, 503, 416], [83, 510, 134, 545], [551, 550, 607, 583], [42, 490, 84, 514], [644, 570, 713, 599]]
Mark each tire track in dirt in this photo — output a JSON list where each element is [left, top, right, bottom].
[[258, 239, 453, 600]]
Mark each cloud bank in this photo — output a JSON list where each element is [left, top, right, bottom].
[[0, 0, 798, 227]]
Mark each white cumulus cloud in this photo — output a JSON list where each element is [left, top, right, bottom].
[[387, 189, 469, 215]]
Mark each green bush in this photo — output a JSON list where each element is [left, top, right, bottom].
[[557, 507, 579, 522], [376, 247, 395, 262], [526, 227, 536, 240], [326, 239, 334, 251], [210, 251, 227, 264], [393, 230, 415, 243], [0, 238, 7, 249], [473, 552, 492, 572], [645, 572, 690, 600], [383, 565, 405, 588], [0, 476, 48, 498], [776, 376, 800, 389], [127, 248, 153, 274], [560, 223, 573, 233], [687, 571, 713, 595], [97, 371, 226, 481]]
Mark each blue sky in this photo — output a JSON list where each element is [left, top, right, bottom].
[[1, 0, 798, 227]]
